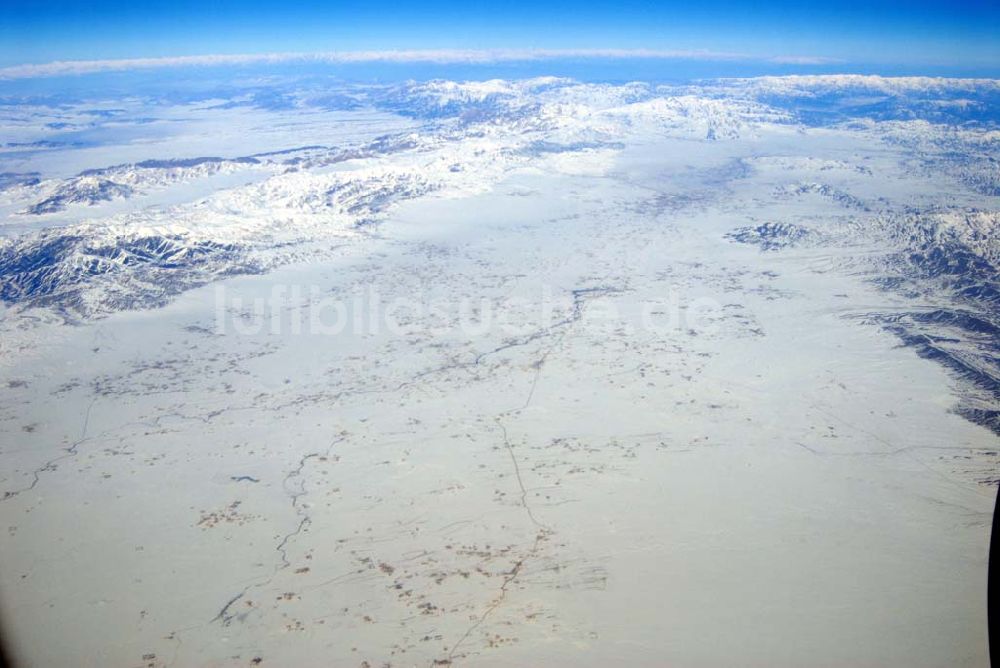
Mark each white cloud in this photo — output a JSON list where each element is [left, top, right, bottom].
[[0, 49, 843, 80]]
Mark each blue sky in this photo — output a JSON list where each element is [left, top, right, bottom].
[[2, 0, 998, 73]]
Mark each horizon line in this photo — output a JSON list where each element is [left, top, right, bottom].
[[0, 48, 844, 80]]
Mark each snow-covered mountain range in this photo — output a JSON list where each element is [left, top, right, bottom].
[[1, 74, 998, 430]]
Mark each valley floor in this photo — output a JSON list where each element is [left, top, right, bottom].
[[0, 134, 995, 667]]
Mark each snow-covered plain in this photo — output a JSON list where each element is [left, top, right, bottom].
[[0, 75, 997, 666]]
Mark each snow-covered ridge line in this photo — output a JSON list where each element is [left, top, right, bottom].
[[677, 75, 1000, 127], [706, 74, 1000, 93], [8, 80, 788, 218], [2, 78, 998, 326], [11, 131, 433, 215], [1, 83, 798, 318], [728, 196, 1000, 435]]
